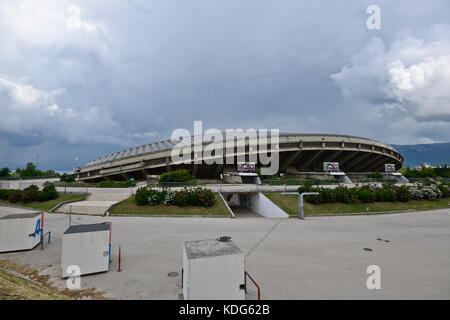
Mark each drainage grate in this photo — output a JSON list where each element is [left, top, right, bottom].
[[168, 272, 178, 277]]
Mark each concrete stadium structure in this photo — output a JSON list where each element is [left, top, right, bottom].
[[74, 133, 403, 182]]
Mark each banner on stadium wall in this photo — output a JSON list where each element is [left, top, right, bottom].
[[237, 162, 256, 173], [385, 164, 396, 173], [323, 162, 339, 172]]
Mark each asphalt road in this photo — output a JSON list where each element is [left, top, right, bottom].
[[0, 205, 449, 299]]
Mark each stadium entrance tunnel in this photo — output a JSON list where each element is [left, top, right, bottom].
[[223, 193, 289, 218]]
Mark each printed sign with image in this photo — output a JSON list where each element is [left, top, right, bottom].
[[385, 164, 396, 173], [237, 162, 256, 173], [323, 162, 339, 172]]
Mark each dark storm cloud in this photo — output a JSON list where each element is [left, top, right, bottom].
[[0, 0, 449, 169]]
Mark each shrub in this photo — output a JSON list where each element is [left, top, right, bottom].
[[97, 180, 134, 188], [357, 189, 375, 203], [60, 173, 75, 183], [42, 184, 58, 200], [333, 186, 350, 204], [409, 184, 442, 200], [21, 185, 39, 203], [173, 187, 215, 207], [159, 170, 195, 183], [8, 191, 22, 203], [37, 191, 51, 202], [174, 190, 189, 207], [422, 185, 442, 200], [378, 186, 396, 202], [298, 179, 314, 194], [367, 172, 383, 179], [395, 186, 410, 202], [0, 189, 12, 200], [148, 188, 167, 206], [135, 187, 149, 205], [438, 183, 449, 198]]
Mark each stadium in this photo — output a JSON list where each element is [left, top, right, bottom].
[[74, 133, 404, 182]]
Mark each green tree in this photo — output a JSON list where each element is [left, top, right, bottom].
[[0, 167, 10, 177], [17, 162, 39, 177]]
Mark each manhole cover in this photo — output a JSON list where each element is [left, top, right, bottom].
[[168, 272, 178, 277], [217, 236, 232, 242], [363, 248, 373, 252]]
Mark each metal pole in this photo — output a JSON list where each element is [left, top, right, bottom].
[[282, 192, 319, 219], [118, 246, 122, 272]]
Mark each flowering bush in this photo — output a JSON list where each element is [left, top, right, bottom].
[[134, 186, 215, 207], [409, 184, 442, 200], [302, 182, 445, 204]]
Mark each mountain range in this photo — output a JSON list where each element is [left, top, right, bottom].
[[391, 142, 450, 167]]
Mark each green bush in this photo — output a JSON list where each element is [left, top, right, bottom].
[[134, 186, 215, 207], [42, 184, 58, 200], [21, 185, 39, 203], [8, 190, 22, 203], [357, 189, 375, 203], [298, 179, 314, 194], [0, 189, 11, 200], [97, 180, 135, 188], [375, 186, 396, 202], [395, 186, 411, 202], [438, 183, 449, 198], [37, 191, 51, 202], [135, 187, 149, 205], [367, 172, 383, 179], [159, 170, 195, 183], [60, 173, 75, 182]]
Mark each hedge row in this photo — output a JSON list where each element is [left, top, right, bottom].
[[96, 180, 136, 188], [159, 170, 195, 183], [299, 182, 449, 204], [0, 184, 59, 204], [135, 187, 215, 207]]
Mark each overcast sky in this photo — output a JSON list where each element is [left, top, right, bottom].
[[1, 0, 449, 171]]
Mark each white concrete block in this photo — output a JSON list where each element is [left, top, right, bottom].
[[61, 222, 111, 278], [0, 212, 43, 252], [183, 239, 245, 300]]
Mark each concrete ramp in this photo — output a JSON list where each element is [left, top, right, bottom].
[[57, 192, 129, 215]]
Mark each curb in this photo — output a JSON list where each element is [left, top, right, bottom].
[[108, 214, 233, 218], [304, 207, 449, 217]]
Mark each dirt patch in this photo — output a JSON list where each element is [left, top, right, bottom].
[[0, 259, 110, 300]]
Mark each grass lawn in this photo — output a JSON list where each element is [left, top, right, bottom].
[[0, 193, 86, 211], [265, 193, 450, 215], [109, 194, 231, 216], [0, 259, 107, 300]]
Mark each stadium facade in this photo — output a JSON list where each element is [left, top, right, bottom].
[[74, 133, 403, 182]]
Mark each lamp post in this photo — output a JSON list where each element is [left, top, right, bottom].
[[282, 192, 319, 219]]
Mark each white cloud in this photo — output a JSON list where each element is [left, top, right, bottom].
[[331, 25, 450, 142]]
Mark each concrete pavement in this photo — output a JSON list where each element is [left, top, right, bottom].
[[0, 205, 449, 299]]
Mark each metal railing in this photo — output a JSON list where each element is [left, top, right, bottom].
[[244, 271, 261, 300]]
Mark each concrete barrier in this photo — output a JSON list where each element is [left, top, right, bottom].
[[0, 212, 43, 252]]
